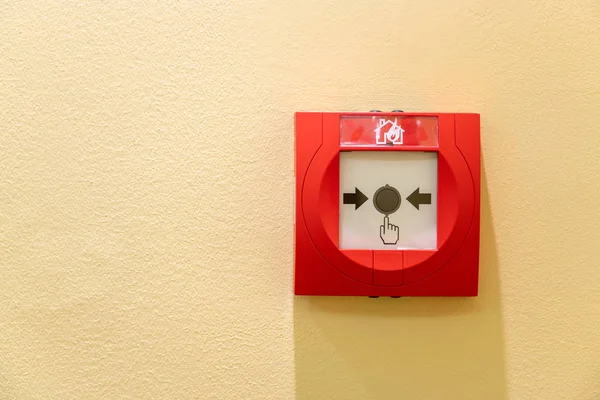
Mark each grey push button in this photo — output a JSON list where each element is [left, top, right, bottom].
[[373, 185, 401, 215]]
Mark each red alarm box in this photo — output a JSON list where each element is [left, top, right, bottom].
[[294, 111, 480, 296]]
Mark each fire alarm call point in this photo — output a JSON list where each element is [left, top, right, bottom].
[[294, 111, 480, 297]]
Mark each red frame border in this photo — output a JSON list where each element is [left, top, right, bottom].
[[295, 112, 480, 296]]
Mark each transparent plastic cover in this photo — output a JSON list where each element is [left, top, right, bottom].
[[340, 115, 438, 147]]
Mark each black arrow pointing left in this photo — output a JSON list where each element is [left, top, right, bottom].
[[407, 187, 432, 210], [343, 188, 369, 210]]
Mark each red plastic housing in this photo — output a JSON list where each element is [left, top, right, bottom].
[[294, 112, 480, 296]]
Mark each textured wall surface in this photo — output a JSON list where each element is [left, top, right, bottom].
[[1, 1, 600, 399]]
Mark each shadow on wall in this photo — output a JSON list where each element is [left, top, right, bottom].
[[294, 158, 507, 400]]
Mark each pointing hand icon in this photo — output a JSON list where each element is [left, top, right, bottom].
[[380, 216, 399, 245]]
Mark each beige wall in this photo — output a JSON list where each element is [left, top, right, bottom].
[[1, 1, 599, 399]]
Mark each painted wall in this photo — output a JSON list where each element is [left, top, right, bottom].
[[1, 1, 599, 399]]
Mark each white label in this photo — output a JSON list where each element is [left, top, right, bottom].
[[339, 151, 438, 250]]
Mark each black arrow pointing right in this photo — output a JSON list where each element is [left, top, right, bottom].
[[343, 187, 369, 210], [407, 187, 431, 210]]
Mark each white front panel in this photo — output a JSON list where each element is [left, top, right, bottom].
[[339, 151, 438, 250]]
